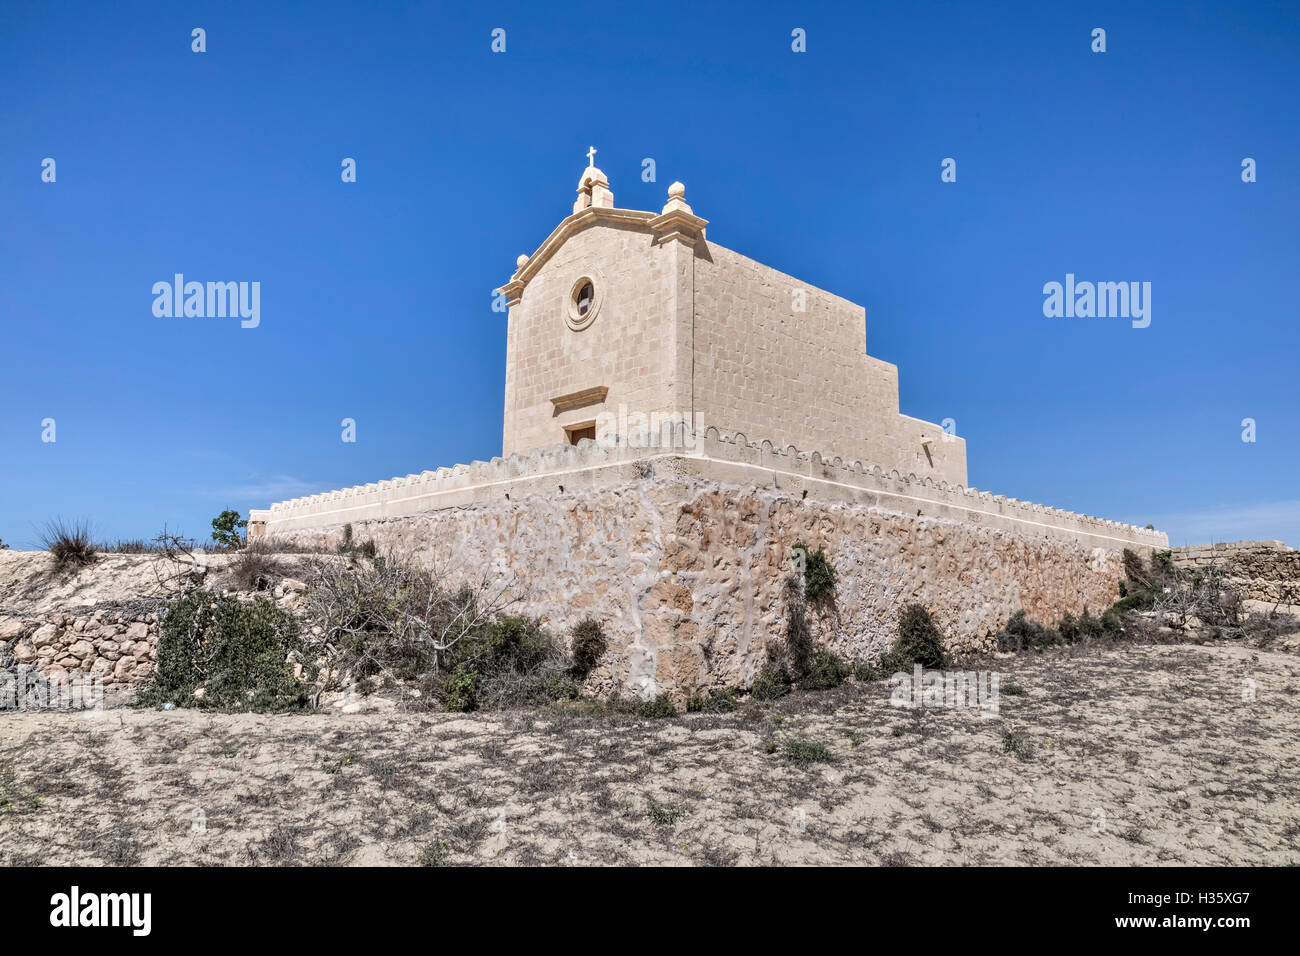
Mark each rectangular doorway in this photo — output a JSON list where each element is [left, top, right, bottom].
[[566, 423, 597, 445]]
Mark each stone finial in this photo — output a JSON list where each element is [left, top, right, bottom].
[[661, 181, 693, 215], [649, 179, 707, 246], [515, 253, 529, 271]]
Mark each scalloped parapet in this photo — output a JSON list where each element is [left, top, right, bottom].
[[247, 427, 1168, 550]]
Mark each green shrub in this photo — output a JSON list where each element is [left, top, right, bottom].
[[751, 664, 790, 701], [136, 592, 309, 712], [995, 610, 1061, 652], [569, 617, 607, 678], [633, 693, 678, 719], [801, 650, 849, 690], [210, 510, 247, 548], [1002, 728, 1031, 758], [478, 616, 552, 673], [1110, 581, 1160, 615], [541, 673, 582, 701], [306, 558, 573, 712], [687, 691, 737, 713], [1058, 608, 1107, 645], [646, 795, 687, 826], [1110, 548, 1170, 616], [881, 604, 949, 671], [854, 661, 880, 682], [783, 737, 835, 764], [799, 545, 837, 603], [435, 615, 570, 711], [439, 665, 480, 712], [1078, 607, 1106, 639], [1001, 681, 1026, 696], [39, 518, 96, 572], [701, 691, 737, 713], [1122, 548, 1151, 588]]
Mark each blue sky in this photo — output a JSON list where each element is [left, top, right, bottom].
[[2, 0, 1297, 549]]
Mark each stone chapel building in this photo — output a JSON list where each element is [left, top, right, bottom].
[[249, 156, 1164, 695], [498, 153, 967, 486]]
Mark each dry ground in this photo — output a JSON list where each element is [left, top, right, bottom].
[[1, 641, 1297, 866]]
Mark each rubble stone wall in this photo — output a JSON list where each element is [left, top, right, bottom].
[[1171, 541, 1300, 608], [0, 606, 160, 691], [261, 469, 1138, 700]]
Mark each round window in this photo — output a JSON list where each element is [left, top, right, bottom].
[[565, 275, 602, 331]]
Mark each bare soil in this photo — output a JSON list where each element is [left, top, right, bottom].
[[2, 641, 1297, 866]]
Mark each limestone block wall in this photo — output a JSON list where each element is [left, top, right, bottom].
[[1171, 541, 1300, 608], [254, 475, 1132, 701], [691, 241, 967, 485], [251, 432, 1163, 700], [499, 203, 966, 484], [503, 217, 676, 456]]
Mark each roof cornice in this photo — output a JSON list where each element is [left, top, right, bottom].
[[501, 207, 657, 306]]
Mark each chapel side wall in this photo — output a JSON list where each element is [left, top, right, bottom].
[[690, 242, 966, 484], [503, 221, 676, 457]]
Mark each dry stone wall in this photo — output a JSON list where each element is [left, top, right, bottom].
[[0, 552, 187, 701], [0, 606, 159, 699], [1171, 541, 1300, 609]]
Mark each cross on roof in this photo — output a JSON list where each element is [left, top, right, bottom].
[[586, 145, 597, 167]]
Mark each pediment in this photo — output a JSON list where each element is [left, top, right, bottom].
[[501, 207, 656, 305]]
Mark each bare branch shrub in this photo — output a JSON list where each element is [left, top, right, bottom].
[[144, 526, 211, 596], [305, 554, 516, 676], [1152, 562, 1243, 631], [301, 551, 579, 709]]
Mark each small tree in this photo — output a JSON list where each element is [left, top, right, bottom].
[[211, 509, 248, 548]]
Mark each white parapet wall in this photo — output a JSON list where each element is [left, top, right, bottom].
[[250, 425, 1167, 553]]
